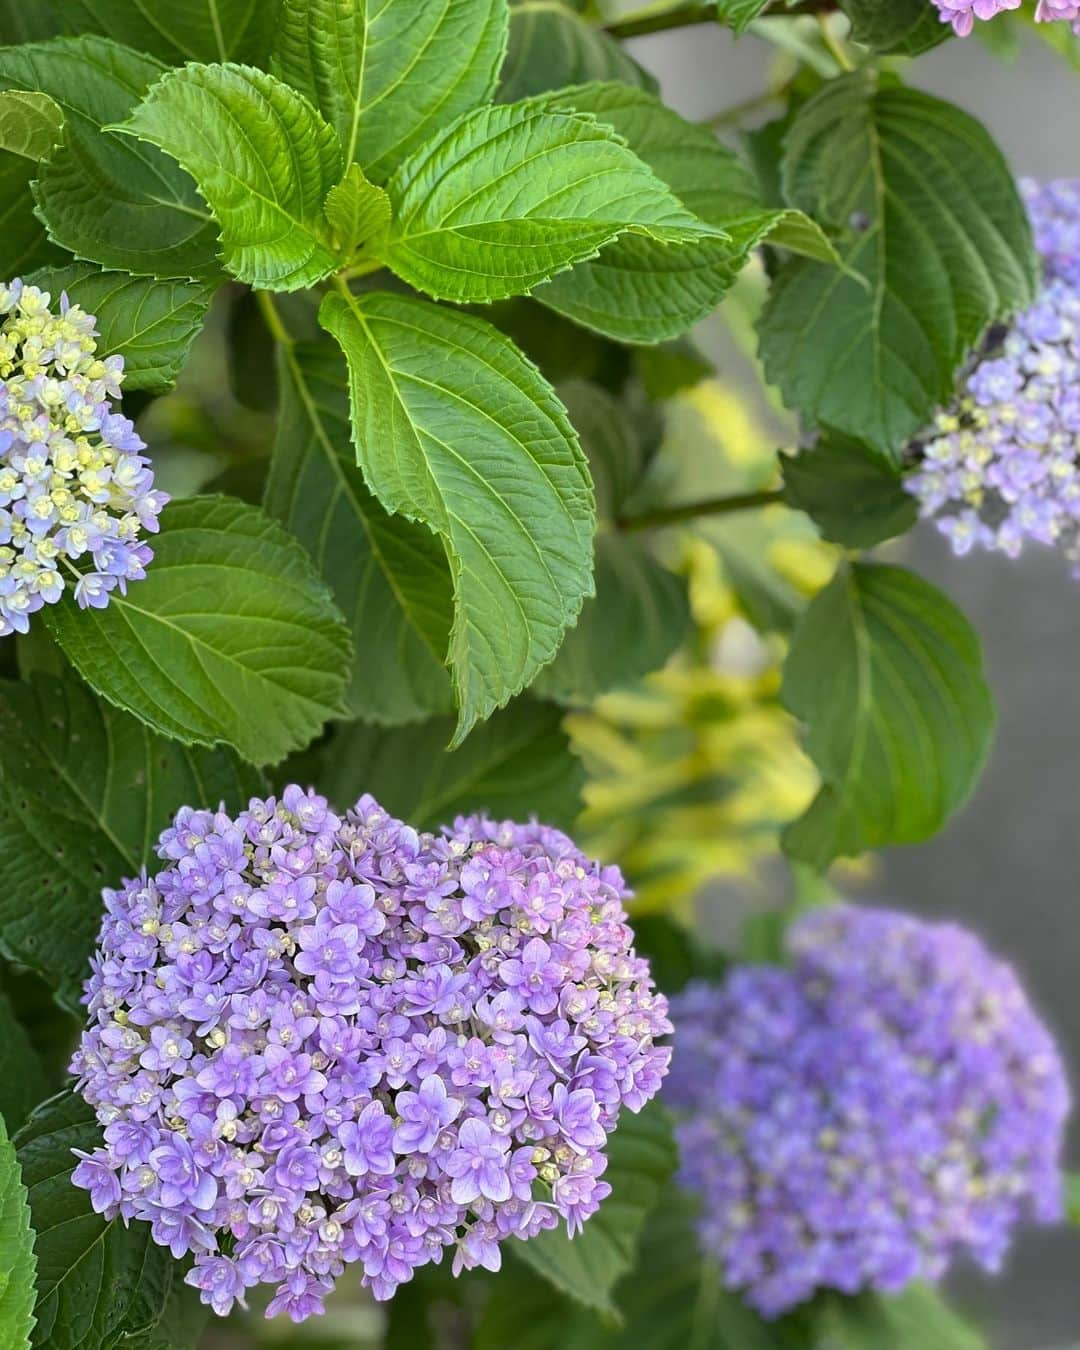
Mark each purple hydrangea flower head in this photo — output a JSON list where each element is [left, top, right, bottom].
[[907, 180, 1080, 570], [931, 0, 1079, 36], [71, 790, 670, 1322], [667, 905, 1069, 1319], [0, 279, 166, 636]]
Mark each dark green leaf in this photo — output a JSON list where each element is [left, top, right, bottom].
[[273, 0, 508, 184], [46, 497, 352, 767], [839, 0, 951, 55], [759, 73, 1036, 458], [536, 82, 837, 343], [378, 99, 723, 305], [498, 2, 657, 102], [635, 338, 714, 400], [629, 914, 728, 996], [263, 337, 455, 725], [716, 0, 772, 33], [0, 1110, 36, 1350], [803, 1286, 985, 1349], [30, 263, 213, 393], [781, 563, 995, 869], [14, 1093, 173, 1350], [319, 289, 595, 743], [0, 152, 66, 277], [59, 0, 282, 64], [322, 700, 584, 833], [0, 37, 222, 279], [0, 985, 50, 1132], [0, 90, 63, 159], [0, 672, 264, 1007], [780, 435, 917, 547], [0, 1, 64, 42], [117, 62, 343, 291], [513, 1102, 678, 1315]]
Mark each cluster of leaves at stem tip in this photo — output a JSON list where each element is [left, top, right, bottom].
[[0, 0, 1071, 1346]]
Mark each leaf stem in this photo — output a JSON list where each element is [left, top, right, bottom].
[[604, 2, 718, 39], [618, 487, 785, 532], [255, 290, 291, 347], [340, 256, 385, 282], [817, 11, 855, 69]]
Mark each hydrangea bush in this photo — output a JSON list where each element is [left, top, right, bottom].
[[0, 1, 1074, 1348], [667, 907, 1069, 1317]]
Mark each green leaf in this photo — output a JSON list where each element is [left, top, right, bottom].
[[0, 1111, 35, 1350], [263, 337, 455, 725], [0, 1, 63, 42], [319, 289, 595, 742], [635, 338, 714, 400], [759, 72, 1037, 458], [377, 99, 723, 305], [532, 532, 688, 704], [323, 163, 391, 257], [513, 1102, 678, 1316], [536, 82, 838, 343], [715, 0, 771, 31], [0, 37, 222, 279], [0, 987, 50, 1133], [30, 264, 212, 393], [0, 671, 265, 1007], [0, 91, 63, 160], [555, 379, 644, 520], [803, 1286, 985, 1350], [628, 914, 728, 997], [117, 62, 344, 291], [499, 1, 657, 103], [781, 563, 995, 869], [0, 153, 66, 277], [322, 700, 585, 833], [839, 0, 951, 55], [13, 1093, 173, 1350], [46, 496, 352, 767], [60, 0, 282, 65], [780, 435, 917, 548], [273, 0, 508, 184]]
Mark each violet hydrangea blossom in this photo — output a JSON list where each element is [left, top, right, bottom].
[[666, 905, 1069, 1319], [932, 0, 1080, 38], [906, 180, 1080, 568], [70, 788, 671, 1322], [0, 279, 166, 635]]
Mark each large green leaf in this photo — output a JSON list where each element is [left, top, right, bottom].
[[322, 700, 584, 832], [0, 153, 65, 277], [13, 1093, 173, 1350], [30, 263, 212, 393], [377, 99, 723, 304], [0, 987, 50, 1133], [46, 497, 352, 767], [117, 62, 343, 290], [319, 289, 595, 742], [0, 1112, 35, 1350], [273, 0, 507, 184], [536, 82, 838, 343], [0, 1, 63, 42], [498, 1, 657, 102], [780, 435, 917, 548], [59, 0, 282, 65], [0, 91, 63, 160], [513, 1102, 678, 1316], [0, 37, 221, 279], [839, 0, 951, 55], [263, 337, 455, 725], [759, 73, 1036, 458], [781, 563, 995, 869], [0, 672, 264, 1007]]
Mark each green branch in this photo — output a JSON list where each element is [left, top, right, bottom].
[[618, 487, 785, 532], [605, 3, 718, 39]]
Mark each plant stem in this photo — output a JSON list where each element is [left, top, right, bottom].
[[618, 487, 785, 532], [340, 255, 385, 282], [817, 10, 854, 69], [605, 2, 718, 39], [255, 290, 291, 347]]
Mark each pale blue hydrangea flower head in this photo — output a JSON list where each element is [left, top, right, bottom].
[[666, 905, 1069, 1319], [906, 180, 1080, 568], [71, 789, 671, 1322], [0, 279, 166, 636]]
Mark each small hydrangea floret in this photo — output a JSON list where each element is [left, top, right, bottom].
[[0, 278, 165, 636], [932, 0, 1079, 38], [71, 789, 671, 1322], [666, 905, 1069, 1318], [906, 179, 1080, 568]]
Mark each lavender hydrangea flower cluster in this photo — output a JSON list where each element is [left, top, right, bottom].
[[666, 905, 1069, 1319], [905, 180, 1080, 567], [932, 0, 1079, 38], [70, 788, 671, 1323], [0, 278, 165, 636]]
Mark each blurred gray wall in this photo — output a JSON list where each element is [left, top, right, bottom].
[[630, 24, 1080, 1349]]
